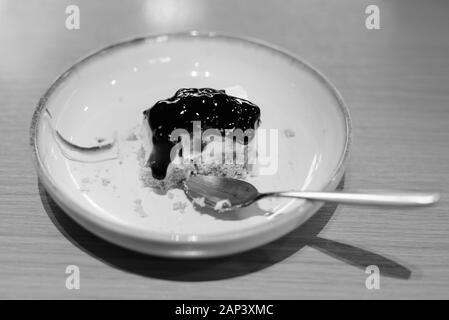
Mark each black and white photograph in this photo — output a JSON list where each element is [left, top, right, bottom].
[[0, 0, 448, 304]]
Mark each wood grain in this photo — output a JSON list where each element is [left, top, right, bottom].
[[0, 0, 448, 299]]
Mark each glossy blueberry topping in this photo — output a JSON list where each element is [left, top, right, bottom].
[[143, 88, 261, 179]]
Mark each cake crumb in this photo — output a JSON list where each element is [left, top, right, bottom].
[[173, 201, 188, 213], [101, 178, 111, 186], [214, 199, 232, 212], [192, 197, 206, 207], [283, 128, 295, 138], [134, 199, 147, 217], [81, 177, 90, 184], [126, 132, 138, 141]]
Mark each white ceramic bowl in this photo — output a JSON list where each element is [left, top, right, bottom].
[[30, 32, 351, 258]]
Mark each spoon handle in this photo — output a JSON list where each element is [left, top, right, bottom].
[[262, 191, 440, 206]]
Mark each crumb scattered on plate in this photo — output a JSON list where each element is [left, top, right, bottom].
[[126, 132, 138, 141], [133, 198, 147, 217], [101, 178, 111, 186], [283, 128, 295, 138], [173, 201, 188, 213]]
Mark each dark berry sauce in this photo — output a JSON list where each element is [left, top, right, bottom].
[[143, 88, 261, 179]]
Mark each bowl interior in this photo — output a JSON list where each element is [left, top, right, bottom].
[[34, 34, 349, 241]]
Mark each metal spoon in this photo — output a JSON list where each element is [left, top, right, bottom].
[[184, 175, 440, 212]]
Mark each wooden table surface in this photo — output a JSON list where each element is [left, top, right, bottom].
[[1, 0, 448, 299]]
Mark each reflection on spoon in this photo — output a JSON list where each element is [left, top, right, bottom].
[[184, 175, 440, 212], [44, 108, 119, 162]]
